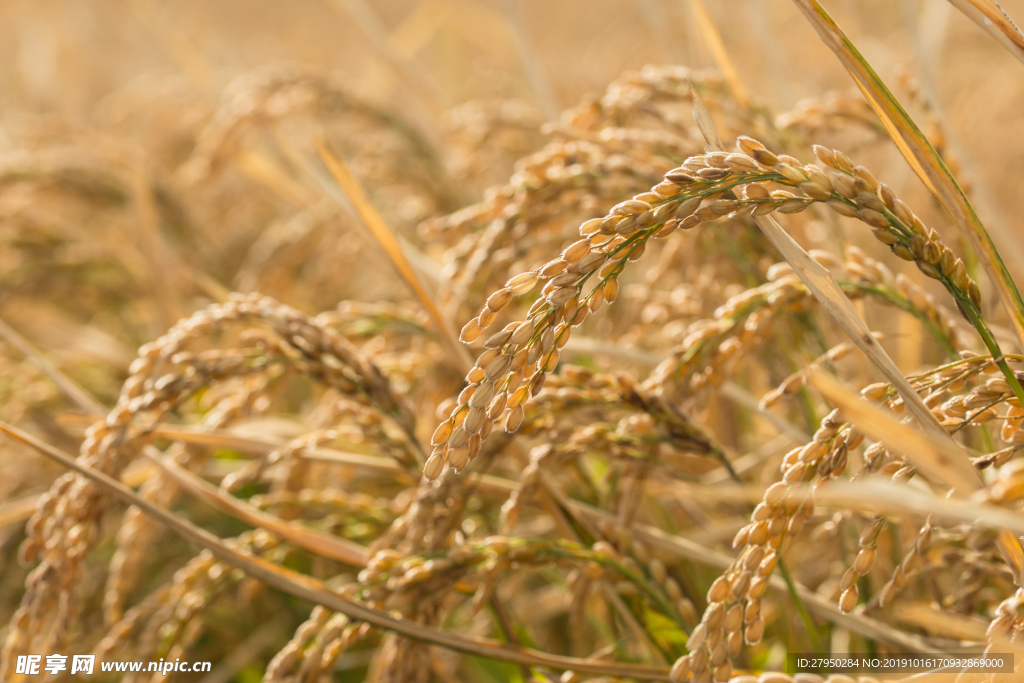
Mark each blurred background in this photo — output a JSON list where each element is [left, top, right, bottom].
[[1, 0, 1022, 138]]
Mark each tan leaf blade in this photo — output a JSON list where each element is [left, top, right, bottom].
[[808, 372, 980, 491], [894, 603, 988, 642], [687, 82, 725, 152], [0, 495, 40, 529], [756, 214, 954, 443], [140, 445, 368, 566], [656, 478, 1024, 540], [60, 411, 419, 479], [0, 317, 106, 415], [947, 0, 1024, 66], [792, 0, 1024, 352], [315, 138, 473, 374], [687, 0, 750, 108], [811, 480, 1024, 537], [151, 422, 408, 477]]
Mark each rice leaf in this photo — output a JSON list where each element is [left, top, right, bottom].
[[893, 603, 988, 642], [687, 0, 750, 108], [810, 373, 979, 488], [149, 422, 410, 476], [140, 445, 369, 566], [315, 138, 474, 374], [792, 478, 1024, 555], [0, 317, 106, 415], [687, 82, 725, 151], [0, 495, 41, 529], [947, 0, 1024, 66]]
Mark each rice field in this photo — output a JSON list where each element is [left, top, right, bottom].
[[2, 1, 1024, 682]]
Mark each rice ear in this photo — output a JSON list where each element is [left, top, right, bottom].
[[808, 372, 979, 491], [793, 0, 1024, 357], [690, 85, 956, 446], [809, 371, 1024, 585]]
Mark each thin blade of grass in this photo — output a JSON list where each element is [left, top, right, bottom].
[[792, 0, 1024, 352], [690, 86, 954, 443], [278, 138, 445, 286], [0, 420, 674, 681], [655, 478, 1024, 541], [947, 0, 1024, 65], [778, 557, 826, 654], [315, 139, 473, 374], [688, 82, 725, 151], [806, 479, 1024, 536], [497, 0, 560, 121], [59, 411, 428, 480], [808, 371, 1024, 583], [893, 604, 988, 642], [0, 317, 106, 415], [152, 422, 408, 476], [140, 445, 368, 566], [0, 495, 40, 528], [234, 147, 317, 207], [687, 0, 750, 108]]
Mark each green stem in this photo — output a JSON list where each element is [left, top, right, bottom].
[[961, 299, 1024, 409], [778, 557, 826, 655], [487, 597, 531, 683], [843, 282, 958, 358], [547, 547, 689, 632]]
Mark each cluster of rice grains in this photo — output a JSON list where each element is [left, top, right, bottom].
[[424, 120, 1024, 681], [5, 56, 1024, 683], [430, 132, 986, 467]]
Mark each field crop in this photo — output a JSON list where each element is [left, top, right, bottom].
[[2, 2, 1024, 682]]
